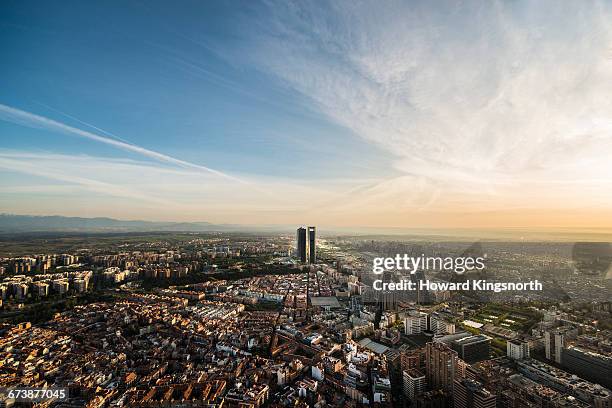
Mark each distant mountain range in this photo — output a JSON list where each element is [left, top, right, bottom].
[[0, 214, 279, 233]]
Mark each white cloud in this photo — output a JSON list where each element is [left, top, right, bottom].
[[0, 150, 378, 223], [0, 103, 247, 185], [216, 0, 612, 214]]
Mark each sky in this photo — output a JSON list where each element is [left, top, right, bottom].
[[2, 0, 612, 230]]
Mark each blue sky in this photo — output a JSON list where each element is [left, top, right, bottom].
[[2, 1, 612, 228], [0, 1, 390, 179]]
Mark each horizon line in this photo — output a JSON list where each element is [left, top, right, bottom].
[[3, 213, 612, 236]]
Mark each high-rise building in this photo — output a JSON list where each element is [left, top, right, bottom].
[[32, 282, 49, 297], [554, 333, 564, 365], [544, 329, 565, 364], [544, 331, 553, 359], [296, 226, 316, 264], [506, 340, 530, 360], [451, 335, 491, 364], [401, 348, 424, 372], [425, 342, 457, 392], [403, 369, 426, 400], [405, 311, 428, 335], [308, 226, 316, 263], [73, 279, 88, 293], [453, 378, 496, 408], [14, 283, 28, 300], [52, 279, 69, 295], [296, 227, 307, 263], [430, 315, 455, 335]]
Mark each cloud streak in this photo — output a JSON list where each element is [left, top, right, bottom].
[[0, 156, 178, 206], [0, 150, 378, 223], [0, 103, 248, 185]]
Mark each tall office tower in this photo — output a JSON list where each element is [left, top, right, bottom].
[[544, 331, 553, 360], [453, 378, 496, 408], [308, 226, 316, 263], [297, 227, 308, 263], [554, 332, 565, 365], [425, 342, 458, 393], [544, 329, 565, 364], [451, 335, 491, 364]]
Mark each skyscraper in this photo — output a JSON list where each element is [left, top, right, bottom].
[[296, 227, 307, 263], [308, 226, 316, 263]]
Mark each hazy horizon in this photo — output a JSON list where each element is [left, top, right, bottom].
[[3, 213, 612, 242]]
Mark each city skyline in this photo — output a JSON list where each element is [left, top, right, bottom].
[[3, 1, 612, 230]]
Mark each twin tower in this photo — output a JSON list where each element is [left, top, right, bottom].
[[296, 226, 316, 264]]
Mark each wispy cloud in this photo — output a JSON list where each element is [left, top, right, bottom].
[[213, 0, 612, 216], [33, 102, 134, 145], [0, 155, 178, 206], [0, 103, 247, 185], [0, 150, 378, 223]]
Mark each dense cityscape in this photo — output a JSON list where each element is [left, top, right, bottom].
[[0, 227, 609, 407]]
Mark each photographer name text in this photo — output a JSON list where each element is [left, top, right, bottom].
[[372, 279, 543, 293]]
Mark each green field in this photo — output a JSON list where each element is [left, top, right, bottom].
[[470, 304, 542, 332]]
